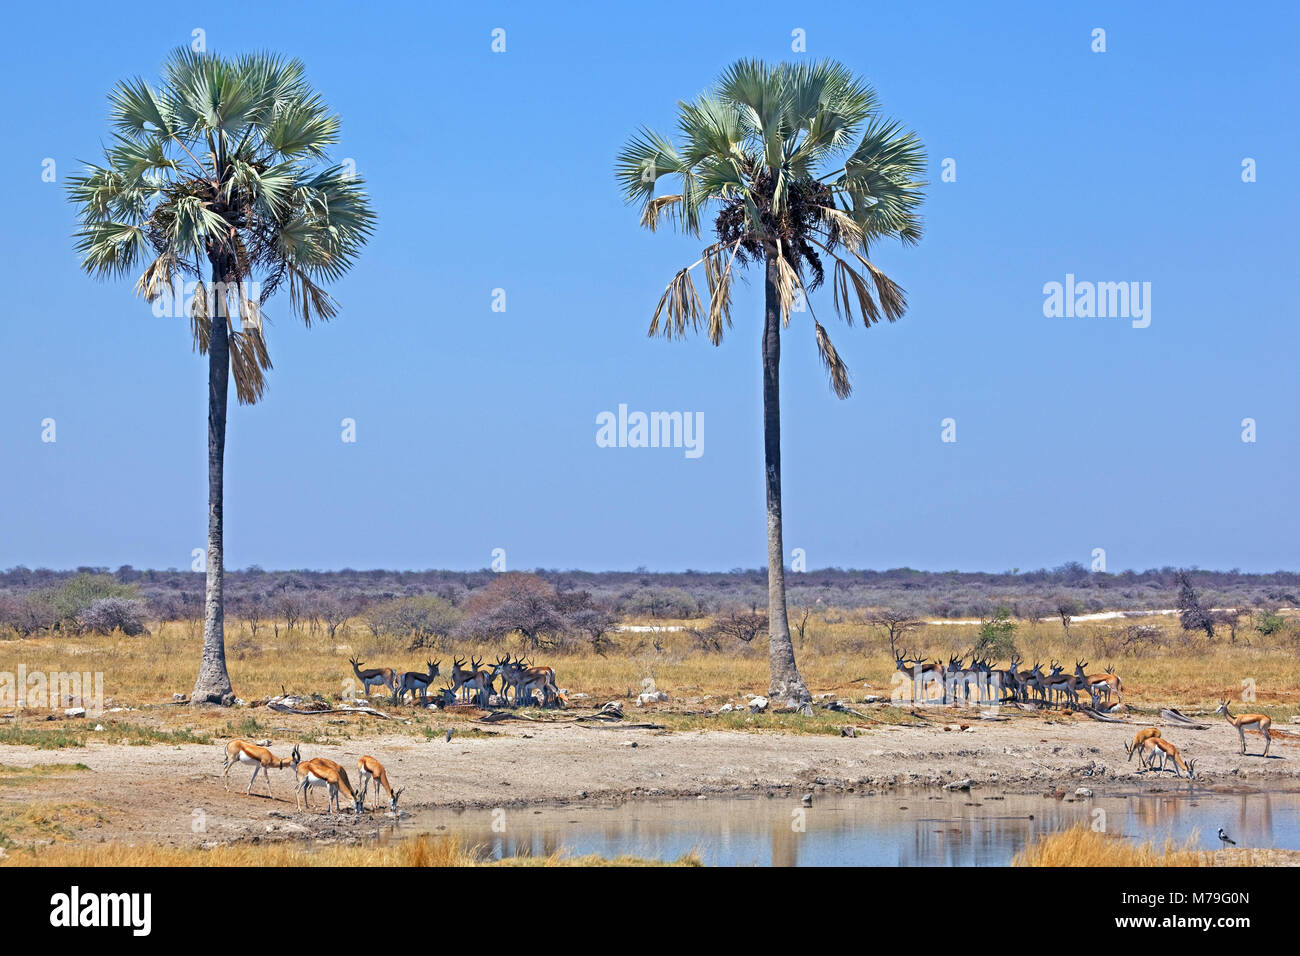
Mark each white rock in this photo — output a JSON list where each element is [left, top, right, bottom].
[[93, 724, 104, 732], [717, 703, 735, 713], [64, 707, 86, 718], [748, 696, 769, 713], [1075, 787, 1093, 798]]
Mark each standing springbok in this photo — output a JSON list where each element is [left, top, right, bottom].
[[1216, 700, 1272, 756], [357, 755, 403, 811], [394, 660, 440, 705], [349, 656, 397, 698], [222, 740, 295, 797], [1085, 663, 1123, 708], [450, 656, 490, 706]]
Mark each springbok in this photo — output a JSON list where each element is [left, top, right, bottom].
[[1085, 663, 1123, 708], [450, 656, 491, 706], [895, 651, 944, 704], [492, 655, 522, 705], [1126, 727, 1162, 762], [357, 755, 403, 811], [349, 656, 397, 698], [1143, 736, 1197, 778], [395, 660, 440, 705], [294, 747, 363, 814], [222, 740, 294, 797], [1216, 700, 1272, 757]]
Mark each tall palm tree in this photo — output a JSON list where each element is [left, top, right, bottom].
[[616, 60, 925, 704], [68, 49, 375, 704]]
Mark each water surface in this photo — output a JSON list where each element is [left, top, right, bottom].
[[396, 787, 1300, 866]]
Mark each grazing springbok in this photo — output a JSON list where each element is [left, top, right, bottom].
[[222, 740, 295, 797], [294, 747, 363, 814], [1126, 727, 1162, 762], [394, 660, 440, 705], [1216, 700, 1272, 757], [1142, 736, 1197, 778], [357, 755, 403, 811], [349, 656, 397, 698]]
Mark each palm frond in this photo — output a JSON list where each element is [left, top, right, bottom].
[[813, 320, 853, 398]]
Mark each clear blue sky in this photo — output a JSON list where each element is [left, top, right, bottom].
[[1, 1, 1296, 573]]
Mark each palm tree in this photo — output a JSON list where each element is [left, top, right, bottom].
[[67, 49, 375, 704], [616, 60, 925, 704]]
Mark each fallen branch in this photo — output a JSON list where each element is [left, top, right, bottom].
[[1160, 708, 1208, 729], [267, 702, 391, 720]]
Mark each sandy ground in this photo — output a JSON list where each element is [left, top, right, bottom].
[[1, 712, 1296, 849]]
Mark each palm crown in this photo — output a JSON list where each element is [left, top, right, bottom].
[[67, 48, 375, 403], [615, 59, 925, 396]]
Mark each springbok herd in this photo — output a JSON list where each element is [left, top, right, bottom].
[[217, 653, 1279, 813], [349, 654, 564, 709], [894, 651, 1278, 780]]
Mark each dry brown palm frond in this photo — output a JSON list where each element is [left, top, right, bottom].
[[817, 205, 864, 250], [641, 195, 683, 233], [649, 265, 703, 339], [774, 246, 799, 327], [814, 320, 853, 398], [189, 279, 210, 353], [229, 320, 272, 405], [702, 240, 742, 345], [850, 250, 908, 320], [134, 253, 177, 303], [830, 255, 880, 326]]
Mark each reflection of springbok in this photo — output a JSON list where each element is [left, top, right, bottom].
[[1216, 700, 1272, 756], [349, 656, 396, 698]]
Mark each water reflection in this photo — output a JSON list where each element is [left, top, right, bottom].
[[396, 788, 1300, 867]]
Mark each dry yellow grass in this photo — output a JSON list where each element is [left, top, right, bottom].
[[1, 834, 701, 867], [0, 612, 1295, 744], [1014, 823, 1299, 867]]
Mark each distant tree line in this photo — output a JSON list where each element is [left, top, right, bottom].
[[2, 565, 1296, 646]]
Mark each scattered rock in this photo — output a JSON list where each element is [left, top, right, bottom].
[[93, 724, 104, 732], [620, 741, 638, 748], [256, 739, 272, 747], [748, 696, 770, 713], [600, 701, 624, 716], [862, 695, 883, 703], [64, 707, 86, 718], [1075, 787, 1093, 798], [172, 693, 187, 702], [636, 690, 669, 706], [840, 726, 857, 738], [801, 792, 814, 806], [945, 779, 973, 791], [717, 703, 735, 713]]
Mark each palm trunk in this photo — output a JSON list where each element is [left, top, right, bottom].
[[192, 258, 236, 705], [763, 253, 810, 706]]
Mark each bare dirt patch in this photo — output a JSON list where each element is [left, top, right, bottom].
[[0, 709, 1295, 851]]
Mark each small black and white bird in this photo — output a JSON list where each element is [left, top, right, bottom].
[[1218, 828, 1237, 846]]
